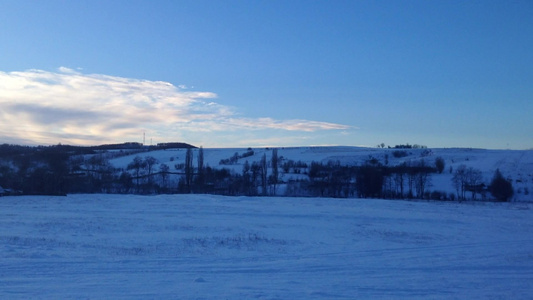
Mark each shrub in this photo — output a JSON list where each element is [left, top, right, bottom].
[[392, 150, 408, 158], [430, 190, 447, 200], [489, 169, 514, 202], [435, 157, 445, 174]]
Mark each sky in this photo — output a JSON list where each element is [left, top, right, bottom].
[[0, 0, 532, 149]]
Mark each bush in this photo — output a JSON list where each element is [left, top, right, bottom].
[[489, 169, 514, 202], [435, 157, 445, 174], [392, 150, 408, 158], [430, 190, 447, 200]]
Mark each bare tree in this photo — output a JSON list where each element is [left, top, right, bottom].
[[251, 161, 261, 196], [435, 157, 445, 174], [185, 148, 194, 193], [260, 153, 268, 195], [159, 163, 170, 191], [452, 165, 483, 200], [127, 156, 146, 193], [406, 161, 416, 198], [144, 156, 158, 176], [270, 148, 279, 195], [414, 160, 431, 198], [452, 164, 467, 200], [465, 167, 483, 200], [242, 160, 255, 195], [196, 146, 205, 192], [393, 163, 406, 198]]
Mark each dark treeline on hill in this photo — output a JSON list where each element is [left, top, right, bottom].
[[0, 142, 194, 195], [0, 142, 195, 155], [0, 144, 514, 201]]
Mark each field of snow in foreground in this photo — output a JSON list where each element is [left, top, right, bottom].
[[1, 194, 533, 299]]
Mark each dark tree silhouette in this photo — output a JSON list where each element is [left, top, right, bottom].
[[270, 148, 279, 195], [127, 156, 146, 192], [489, 169, 513, 202], [144, 156, 158, 177], [414, 160, 432, 199], [260, 153, 267, 195], [452, 164, 468, 200], [159, 164, 170, 191], [184, 148, 194, 193], [465, 167, 483, 200], [356, 161, 384, 198], [196, 146, 205, 192], [435, 157, 445, 174]]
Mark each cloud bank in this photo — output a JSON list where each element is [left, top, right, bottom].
[[0, 68, 350, 146]]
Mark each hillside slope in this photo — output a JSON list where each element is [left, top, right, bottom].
[[110, 147, 533, 201]]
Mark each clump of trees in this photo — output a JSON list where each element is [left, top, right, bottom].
[[0, 144, 71, 195], [219, 149, 254, 165], [452, 165, 484, 200], [450, 165, 515, 202], [393, 144, 427, 149]]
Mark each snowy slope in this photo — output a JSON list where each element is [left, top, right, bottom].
[[109, 147, 533, 201], [1, 194, 532, 298]]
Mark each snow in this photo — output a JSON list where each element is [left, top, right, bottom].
[[109, 146, 533, 201], [1, 194, 533, 298]]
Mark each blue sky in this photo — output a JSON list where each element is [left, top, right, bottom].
[[0, 0, 532, 149]]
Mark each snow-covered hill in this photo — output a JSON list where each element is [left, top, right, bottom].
[[109, 146, 533, 201], [1, 194, 532, 298]]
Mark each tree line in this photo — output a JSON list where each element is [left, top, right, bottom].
[[0, 144, 514, 201]]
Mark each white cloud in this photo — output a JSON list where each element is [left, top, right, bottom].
[[0, 68, 351, 145]]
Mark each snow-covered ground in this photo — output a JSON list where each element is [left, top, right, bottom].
[[1, 194, 533, 298], [110, 146, 533, 201]]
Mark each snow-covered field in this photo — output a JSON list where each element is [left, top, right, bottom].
[[1, 194, 533, 299]]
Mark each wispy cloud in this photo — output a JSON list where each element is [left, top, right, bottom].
[[0, 68, 351, 146]]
